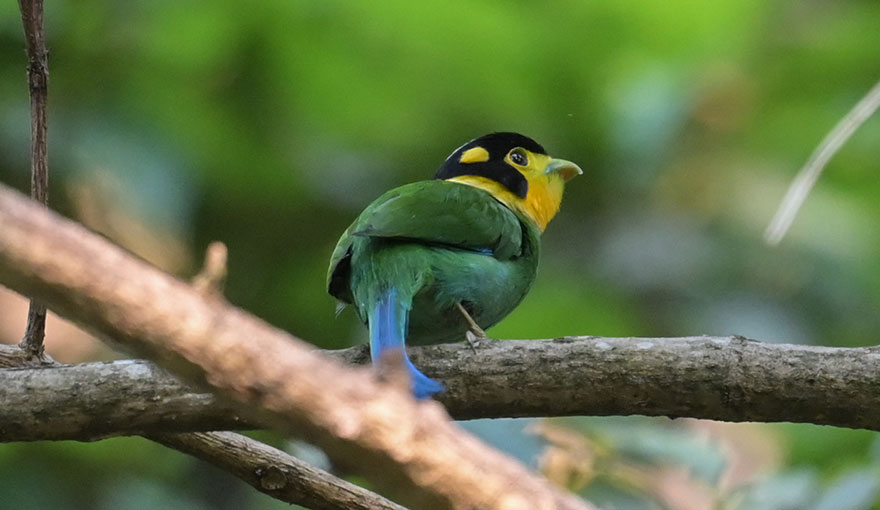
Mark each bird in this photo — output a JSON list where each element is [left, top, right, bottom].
[[327, 132, 582, 398]]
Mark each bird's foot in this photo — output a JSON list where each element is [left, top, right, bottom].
[[464, 330, 492, 352], [456, 302, 492, 353]]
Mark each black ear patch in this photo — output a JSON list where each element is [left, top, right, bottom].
[[435, 132, 541, 198], [435, 162, 529, 198]]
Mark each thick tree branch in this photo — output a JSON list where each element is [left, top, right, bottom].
[[0, 183, 588, 510], [3, 336, 880, 443], [0, 344, 249, 439], [0, 345, 401, 510], [17, 0, 50, 357]]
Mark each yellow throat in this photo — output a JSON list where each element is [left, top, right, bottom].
[[448, 167, 565, 232]]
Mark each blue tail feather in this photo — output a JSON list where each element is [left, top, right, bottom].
[[370, 288, 444, 399]]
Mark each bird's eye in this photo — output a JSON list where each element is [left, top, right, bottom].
[[509, 150, 528, 167]]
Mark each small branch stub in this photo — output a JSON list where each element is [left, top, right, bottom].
[[192, 241, 228, 297]]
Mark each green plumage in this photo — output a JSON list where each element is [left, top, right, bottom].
[[328, 180, 541, 346], [326, 131, 582, 397]]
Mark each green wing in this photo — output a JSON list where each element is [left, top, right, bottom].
[[327, 180, 523, 303], [352, 181, 523, 256]]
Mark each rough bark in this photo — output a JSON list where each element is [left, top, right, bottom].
[[0, 183, 588, 510], [3, 336, 880, 443], [0, 346, 405, 510], [0, 346, 249, 440]]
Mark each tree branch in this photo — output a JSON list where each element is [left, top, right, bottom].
[[0, 350, 403, 510], [17, 0, 50, 358], [0, 344, 250, 439], [150, 431, 407, 510], [3, 335, 880, 443], [0, 183, 588, 510]]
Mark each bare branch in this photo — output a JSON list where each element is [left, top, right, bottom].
[[150, 432, 408, 510], [0, 183, 589, 510], [3, 336, 880, 443], [0, 345, 403, 510], [17, 0, 50, 357], [0, 343, 250, 439], [765, 78, 880, 244]]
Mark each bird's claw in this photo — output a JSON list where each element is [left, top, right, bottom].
[[465, 330, 480, 352], [456, 302, 492, 353]]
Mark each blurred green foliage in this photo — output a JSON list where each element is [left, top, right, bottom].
[[1, 0, 880, 508]]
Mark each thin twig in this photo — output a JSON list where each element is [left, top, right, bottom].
[[17, 0, 50, 357], [765, 78, 880, 245], [151, 432, 409, 510]]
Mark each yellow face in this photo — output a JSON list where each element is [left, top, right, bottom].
[[448, 147, 578, 232]]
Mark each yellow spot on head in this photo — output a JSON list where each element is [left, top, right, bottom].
[[459, 146, 490, 164]]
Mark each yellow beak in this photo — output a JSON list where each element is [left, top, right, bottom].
[[544, 158, 583, 182]]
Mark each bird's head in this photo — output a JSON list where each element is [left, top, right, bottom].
[[435, 132, 582, 232]]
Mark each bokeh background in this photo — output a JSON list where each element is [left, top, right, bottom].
[[2, 1, 880, 509]]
